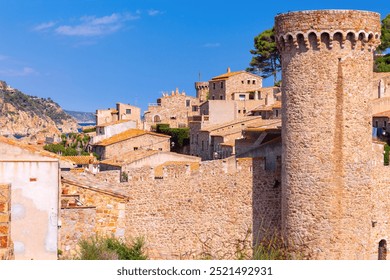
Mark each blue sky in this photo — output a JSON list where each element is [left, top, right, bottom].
[[1, 0, 390, 114]]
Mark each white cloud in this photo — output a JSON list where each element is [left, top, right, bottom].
[[203, 43, 221, 48], [55, 12, 139, 37], [148, 9, 163, 16], [0, 67, 39, 77], [33, 21, 57, 32]]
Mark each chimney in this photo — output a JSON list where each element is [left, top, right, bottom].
[[227, 67, 231, 73]]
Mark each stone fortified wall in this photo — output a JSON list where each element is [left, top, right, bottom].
[[59, 157, 281, 260], [123, 157, 280, 259], [276, 10, 381, 259], [0, 183, 14, 260]]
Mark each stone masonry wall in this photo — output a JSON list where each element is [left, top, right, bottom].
[[124, 157, 280, 259], [144, 92, 199, 130], [0, 183, 14, 260], [59, 180, 128, 259]]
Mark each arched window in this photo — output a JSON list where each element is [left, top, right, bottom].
[[378, 239, 387, 260], [153, 115, 161, 123]]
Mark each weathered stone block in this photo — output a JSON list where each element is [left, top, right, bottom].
[[0, 236, 8, 248], [0, 214, 9, 223], [0, 225, 8, 235]]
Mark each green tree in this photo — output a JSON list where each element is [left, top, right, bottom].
[[247, 28, 281, 85], [375, 14, 390, 72], [375, 54, 390, 72], [377, 14, 390, 53]]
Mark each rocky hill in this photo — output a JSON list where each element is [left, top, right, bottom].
[[64, 110, 95, 124], [0, 81, 78, 139]]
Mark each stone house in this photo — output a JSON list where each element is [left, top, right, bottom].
[[92, 119, 137, 144], [96, 102, 141, 127], [235, 127, 282, 171], [61, 155, 99, 173], [189, 116, 280, 160], [143, 88, 200, 130], [248, 100, 282, 119], [92, 129, 171, 160], [0, 136, 59, 260], [208, 67, 262, 101], [59, 172, 129, 259], [100, 150, 200, 176]]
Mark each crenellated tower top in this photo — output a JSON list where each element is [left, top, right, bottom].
[[275, 10, 381, 52]]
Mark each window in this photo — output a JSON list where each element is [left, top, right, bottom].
[[375, 120, 379, 127], [220, 95, 223, 100], [252, 80, 256, 84], [220, 82, 224, 88], [247, 80, 250, 84], [239, 94, 246, 101], [201, 140, 204, 151], [241, 80, 244, 84], [192, 105, 198, 112], [154, 115, 161, 123], [379, 240, 387, 260], [385, 121, 387, 128], [243, 109, 246, 114], [213, 83, 216, 89], [134, 147, 138, 151], [186, 100, 190, 107], [126, 109, 131, 114], [275, 110, 279, 117]]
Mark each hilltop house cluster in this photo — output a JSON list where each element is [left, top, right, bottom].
[[3, 9, 390, 260]]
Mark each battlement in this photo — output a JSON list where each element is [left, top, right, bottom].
[[275, 10, 381, 52], [195, 82, 209, 90]]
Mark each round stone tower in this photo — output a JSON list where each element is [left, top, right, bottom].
[[195, 81, 209, 102], [275, 10, 381, 259]]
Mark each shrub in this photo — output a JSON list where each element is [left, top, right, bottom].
[[76, 236, 147, 260]]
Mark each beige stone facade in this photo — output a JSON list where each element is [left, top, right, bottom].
[[0, 136, 59, 260], [208, 68, 262, 101], [276, 10, 382, 259], [143, 89, 200, 130], [92, 129, 171, 160], [190, 116, 280, 160], [96, 102, 141, 127]]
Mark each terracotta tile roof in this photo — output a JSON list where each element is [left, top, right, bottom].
[[97, 120, 131, 127], [0, 136, 60, 160], [272, 101, 282, 109], [61, 155, 98, 165], [100, 150, 159, 166], [211, 71, 245, 81], [373, 110, 390, 118], [94, 129, 170, 146]]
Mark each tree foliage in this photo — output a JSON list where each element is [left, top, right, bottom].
[[375, 54, 390, 72], [247, 28, 281, 85], [156, 123, 189, 152], [377, 14, 390, 53]]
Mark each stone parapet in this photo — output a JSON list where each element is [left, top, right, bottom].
[[275, 10, 381, 52]]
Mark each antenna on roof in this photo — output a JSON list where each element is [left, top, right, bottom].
[[198, 72, 201, 81]]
